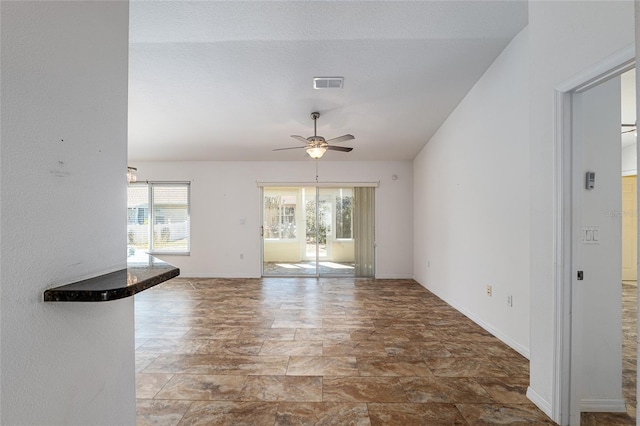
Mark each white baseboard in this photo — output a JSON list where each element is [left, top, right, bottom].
[[177, 273, 261, 279], [374, 274, 414, 279], [526, 386, 554, 420], [416, 280, 530, 358], [178, 273, 414, 279], [581, 398, 627, 412]]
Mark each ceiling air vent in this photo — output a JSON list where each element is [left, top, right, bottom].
[[313, 77, 344, 89]]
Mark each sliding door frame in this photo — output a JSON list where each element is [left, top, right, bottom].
[[259, 181, 378, 278]]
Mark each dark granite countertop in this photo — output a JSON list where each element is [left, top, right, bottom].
[[44, 255, 179, 302]]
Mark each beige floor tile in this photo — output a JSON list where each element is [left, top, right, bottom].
[[240, 375, 323, 402], [367, 402, 468, 425], [155, 374, 246, 400], [400, 375, 493, 404], [286, 356, 359, 376], [136, 399, 191, 426], [475, 376, 530, 404], [136, 373, 174, 399], [178, 401, 278, 426], [144, 354, 289, 375], [275, 402, 371, 426], [259, 340, 323, 356], [425, 357, 509, 378], [323, 377, 408, 402], [357, 357, 433, 377], [294, 328, 352, 341], [456, 403, 555, 425], [322, 341, 388, 357]]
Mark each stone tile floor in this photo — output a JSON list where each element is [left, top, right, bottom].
[[135, 277, 558, 425]]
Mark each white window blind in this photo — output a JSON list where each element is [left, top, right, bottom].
[[127, 182, 190, 256]]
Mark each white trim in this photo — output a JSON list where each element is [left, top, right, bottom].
[[257, 181, 379, 188], [446, 297, 529, 358], [415, 281, 530, 358], [552, 44, 635, 426], [556, 45, 634, 93], [621, 170, 637, 177], [527, 386, 554, 420], [178, 273, 262, 279], [580, 398, 627, 413], [374, 273, 414, 279], [552, 88, 573, 426]]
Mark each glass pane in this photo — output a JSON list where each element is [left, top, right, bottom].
[[152, 185, 189, 252], [263, 192, 297, 239], [317, 188, 355, 277], [127, 184, 149, 258], [305, 188, 318, 259], [263, 187, 315, 276], [262, 186, 368, 277]]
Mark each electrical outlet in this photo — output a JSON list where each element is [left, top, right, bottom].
[[486, 285, 492, 297], [507, 294, 513, 307]]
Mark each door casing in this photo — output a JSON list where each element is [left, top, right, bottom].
[[547, 46, 635, 425]]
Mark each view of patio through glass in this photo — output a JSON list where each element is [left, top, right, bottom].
[[262, 186, 374, 277]]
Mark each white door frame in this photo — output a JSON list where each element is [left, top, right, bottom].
[[552, 45, 635, 425]]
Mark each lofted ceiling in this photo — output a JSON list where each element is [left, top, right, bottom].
[[128, 1, 528, 162]]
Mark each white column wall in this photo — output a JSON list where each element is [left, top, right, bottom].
[[575, 77, 624, 411], [413, 28, 530, 356], [528, 0, 634, 419], [132, 160, 413, 279], [0, 2, 133, 424]]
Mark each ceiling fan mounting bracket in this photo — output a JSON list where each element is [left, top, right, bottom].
[[310, 112, 320, 120]]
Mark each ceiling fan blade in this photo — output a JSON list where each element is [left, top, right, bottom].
[[326, 145, 353, 152], [290, 135, 309, 144], [273, 146, 307, 151], [325, 134, 355, 144]]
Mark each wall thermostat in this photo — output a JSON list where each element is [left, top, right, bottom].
[[585, 172, 595, 190]]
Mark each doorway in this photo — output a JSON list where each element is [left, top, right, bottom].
[[261, 185, 375, 277], [552, 48, 636, 426]]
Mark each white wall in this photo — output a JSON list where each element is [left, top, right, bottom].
[[132, 161, 413, 278], [527, 0, 635, 420], [413, 28, 530, 356], [622, 142, 637, 176], [0, 2, 134, 424], [576, 77, 624, 411]]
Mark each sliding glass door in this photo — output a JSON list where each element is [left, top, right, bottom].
[[262, 186, 374, 277]]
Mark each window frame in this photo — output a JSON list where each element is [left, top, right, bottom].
[[127, 181, 191, 256]]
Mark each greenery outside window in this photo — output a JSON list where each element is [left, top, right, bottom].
[[127, 182, 191, 255], [264, 195, 296, 239], [335, 192, 353, 239]]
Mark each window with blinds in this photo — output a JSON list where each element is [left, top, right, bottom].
[[127, 182, 190, 256]]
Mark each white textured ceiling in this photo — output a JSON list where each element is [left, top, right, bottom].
[[128, 1, 528, 161]]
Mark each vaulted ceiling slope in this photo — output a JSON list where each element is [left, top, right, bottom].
[[129, 1, 528, 161]]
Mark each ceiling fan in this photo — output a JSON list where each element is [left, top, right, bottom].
[[273, 111, 355, 159]]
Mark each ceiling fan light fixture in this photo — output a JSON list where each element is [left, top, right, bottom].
[[306, 146, 327, 159]]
